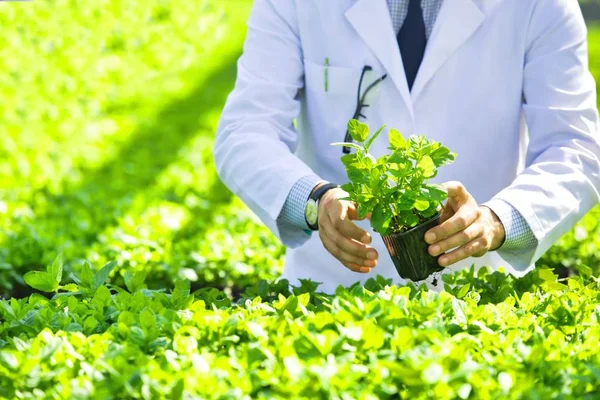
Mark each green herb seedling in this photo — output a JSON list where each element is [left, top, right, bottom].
[[332, 119, 456, 236]]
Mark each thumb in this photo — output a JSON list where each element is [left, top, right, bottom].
[[346, 201, 360, 220], [439, 202, 454, 224]]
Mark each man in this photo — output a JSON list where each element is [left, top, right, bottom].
[[214, 0, 600, 293]]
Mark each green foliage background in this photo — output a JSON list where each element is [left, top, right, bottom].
[[0, 0, 283, 295]]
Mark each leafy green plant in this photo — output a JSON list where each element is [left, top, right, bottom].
[[333, 119, 456, 235], [23, 254, 118, 295], [539, 205, 600, 277], [0, 0, 284, 296], [3, 260, 600, 399]]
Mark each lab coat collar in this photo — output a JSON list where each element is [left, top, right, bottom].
[[411, 0, 485, 101], [345, 0, 485, 111]]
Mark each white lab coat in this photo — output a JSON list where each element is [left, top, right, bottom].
[[214, 0, 600, 293]]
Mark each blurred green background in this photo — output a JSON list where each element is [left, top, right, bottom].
[[0, 0, 598, 297]]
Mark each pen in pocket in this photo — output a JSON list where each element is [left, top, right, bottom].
[[324, 57, 329, 92]]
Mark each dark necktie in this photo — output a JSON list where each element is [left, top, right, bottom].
[[397, 0, 427, 91]]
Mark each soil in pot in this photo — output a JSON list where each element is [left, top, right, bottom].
[[382, 214, 444, 282]]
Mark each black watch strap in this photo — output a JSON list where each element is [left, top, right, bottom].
[[311, 183, 340, 202], [306, 183, 340, 230]]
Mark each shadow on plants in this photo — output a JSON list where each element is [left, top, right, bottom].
[[3, 55, 241, 297], [55, 53, 241, 232]]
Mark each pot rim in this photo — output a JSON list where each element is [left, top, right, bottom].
[[383, 212, 441, 239]]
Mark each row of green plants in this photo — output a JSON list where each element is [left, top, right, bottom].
[[2, 256, 600, 399], [1, 0, 599, 297], [0, 0, 285, 296]]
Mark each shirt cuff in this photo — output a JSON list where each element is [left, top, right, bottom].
[[277, 175, 324, 233], [483, 199, 538, 255]]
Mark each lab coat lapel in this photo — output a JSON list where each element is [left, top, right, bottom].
[[345, 0, 413, 118], [410, 0, 485, 101]]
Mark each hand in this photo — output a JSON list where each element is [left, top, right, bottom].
[[424, 181, 506, 267], [317, 187, 378, 273]]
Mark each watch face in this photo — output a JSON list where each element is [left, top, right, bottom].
[[305, 199, 318, 227]]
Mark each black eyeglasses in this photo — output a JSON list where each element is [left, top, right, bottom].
[[343, 65, 388, 154]]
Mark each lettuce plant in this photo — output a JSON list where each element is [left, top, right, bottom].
[[333, 120, 456, 236]]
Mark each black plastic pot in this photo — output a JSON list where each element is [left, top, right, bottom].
[[382, 214, 444, 282]]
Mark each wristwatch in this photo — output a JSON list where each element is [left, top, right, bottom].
[[305, 183, 340, 231]]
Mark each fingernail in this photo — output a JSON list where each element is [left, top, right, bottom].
[[439, 257, 447, 266], [430, 245, 440, 255], [360, 267, 371, 273], [364, 259, 376, 267], [361, 235, 371, 244], [425, 232, 436, 243], [366, 251, 377, 260]]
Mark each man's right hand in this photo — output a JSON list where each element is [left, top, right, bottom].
[[317, 188, 378, 273]]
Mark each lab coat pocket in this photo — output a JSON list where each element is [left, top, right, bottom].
[[302, 59, 384, 157]]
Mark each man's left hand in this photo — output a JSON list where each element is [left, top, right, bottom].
[[425, 181, 506, 267]]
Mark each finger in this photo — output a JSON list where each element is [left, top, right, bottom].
[[426, 206, 480, 244], [345, 201, 360, 220], [344, 262, 372, 274], [337, 217, 372, 244], [320, 226, 376, 267], [346, 202, 370, 224], [438, 237, 488, 267], [441, 181, 469, 199], [330, 204, 372, 245], [429, 221, 482, 256], [439, 202, 455, 224], [321, 223, 377, 267], [331, 222, 378, 263]]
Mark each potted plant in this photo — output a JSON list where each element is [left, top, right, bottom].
[[333, 119, 456, 282]]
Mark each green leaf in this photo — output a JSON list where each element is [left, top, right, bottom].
[[124, 270, 147, 293], [340, 153, 357, 167], [23, 271, 59, 292], [92, 285, 112, 307], [543, 281, 569, 292], [538, 268, 557, 282], [423, 184, 447, 201], [79, 261, 94, 290], [402, 212, 419, 228], [371, 203, 393, 234], [457, 283, 470, 299], [170, 379, 185, 400], [347, 166, 366, 183], [396, 193, 415, 211], [0, 302, 15, 319], [417, 156, 435, 178], [92, 261, 117, 290], [365, 125, 386, 151], [83, 316, 98, 334], [140, 309, 156, 331], [414, 198, 429, 211], [340, 183, 354, 193], [347, 119, 369, 142], [389, 129, 406, 149], [172, 279, 193, 309], [430, 146, 456, 167], [59, 283, 79, 292], [357, 201, 372, 220], [421, 202, 440, 218], [0, 352, 18, 371], [48, 254, 63, 284]]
